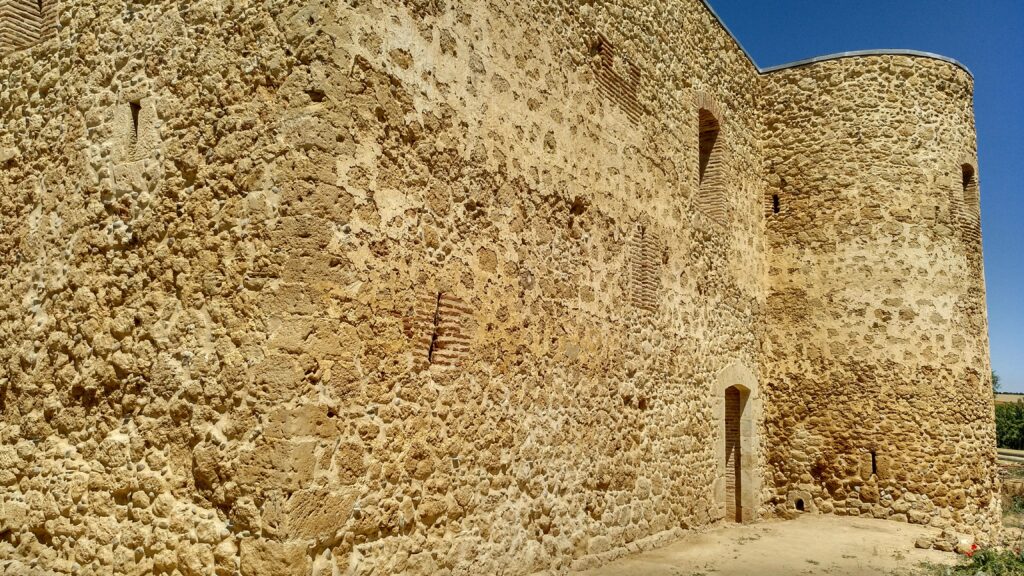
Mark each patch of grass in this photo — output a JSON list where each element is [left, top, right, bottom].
[[1009, 495, 1024, 515], [1002, 495, 1024, 529]]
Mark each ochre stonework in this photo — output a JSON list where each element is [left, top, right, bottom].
[[0, 0, 997, 574]]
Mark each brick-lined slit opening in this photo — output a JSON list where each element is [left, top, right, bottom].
[[130, 101, 141, 141], [962, 164, 975, 190], [699, 110, 719, 185], [772, 194, 780, 214], [426, 292, 442, 365], [697, 108, 727, 226], [590, 33, 644, 123], [629, 224, 660, 312], [960, 164, 980, 242], [410, 290, 472, 370]]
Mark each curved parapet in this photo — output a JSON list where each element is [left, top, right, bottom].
[[759, 53, 996, 538], [761, 49, 972, 78]]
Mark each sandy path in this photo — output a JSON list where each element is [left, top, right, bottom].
[[578, 515, 961, 576]]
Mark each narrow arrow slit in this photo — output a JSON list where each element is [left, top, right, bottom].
[[427, 292, 442, 364]]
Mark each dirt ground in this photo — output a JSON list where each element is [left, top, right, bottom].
[[578, 515, 962, 576]]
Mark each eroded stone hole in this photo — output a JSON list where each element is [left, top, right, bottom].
[[569, 196, 588, 216], [307, 89, 326, 103], [795, 498, 805, 512]]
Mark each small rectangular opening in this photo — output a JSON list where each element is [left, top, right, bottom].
[[130, 101, 142, 140], [870, 450, 877, 476], [772, 194, 780, 214]]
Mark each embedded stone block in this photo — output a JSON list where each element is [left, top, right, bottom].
[[286, 487, 357, 542], [240, 539, 310, 576], [237, 439, 317, 493]]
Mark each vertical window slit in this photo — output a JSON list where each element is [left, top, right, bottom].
[[960, 163, 980, 241], [871, 450, 877, 476], [697, 107, 726, 226], [772, 194, 780, 214], [962, 164, 975, 190], [130, 101, 141, 141], [426, 292, 442, 365], [590, 33, 644, 123], [698, 109, 719, 187]]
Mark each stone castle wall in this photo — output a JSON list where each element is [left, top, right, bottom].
[[0, 0, 996, 575]]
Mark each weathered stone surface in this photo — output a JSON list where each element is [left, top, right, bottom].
[[285, 487, 357, 542], [239, 539, 311, 576], [0, 0, 996, 574]]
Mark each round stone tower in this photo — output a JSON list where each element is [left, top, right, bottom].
[[759, 53, 997, 538]]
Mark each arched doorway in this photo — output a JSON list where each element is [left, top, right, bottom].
[[712, 363, 761, 524]]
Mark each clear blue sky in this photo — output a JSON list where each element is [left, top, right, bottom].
[[706, 0, 1024, 392]]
